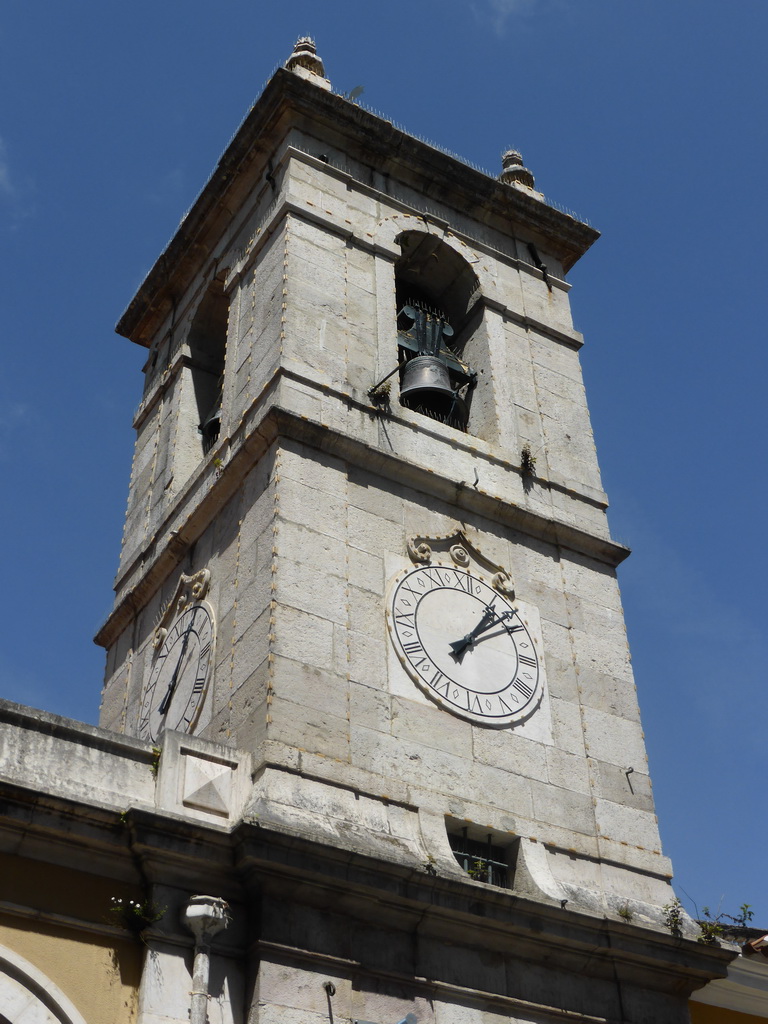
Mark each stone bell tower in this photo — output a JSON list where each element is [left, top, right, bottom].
[[94, 38, 725, 1023]]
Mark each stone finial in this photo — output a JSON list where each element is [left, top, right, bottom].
[[499, 149, 536, 190], [285, 37, 325, 78]]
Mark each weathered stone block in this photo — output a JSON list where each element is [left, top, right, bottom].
[[559, 554, 623, 613], [548, 471, 607, 531], [472, 728, 549, 783], [391, 696, 472, 760], [275, 556, 348, 625], [569, 607, 629, 668], [230, 609, 271, 692], [348, 468, 405, 524], [347, 680, 391, 733], [540, 649, 579, 703], [272, 657, 348, 720], [348, 545, 384, 595], [212, 605, 236, 692], [350, 725, 468, 796], [98, 672, 128, 733], [274, 519, 347, 578], [591, 758, 655, 813], [550, 696, 586, 756], [288, 232, 347, 288], [468, 760, 535, 820], [269, 699, 349, 759], [346, 584, 382, 637], [255, 1003, 326, 1024], [273, 605, 334, 670], [530, 778, 595, 835], [254, 961, 333, 1014], [520, 269, 574, 332], [530, 332, 584, 380], [342, 185, 379, 224], [581, 706, 647, 768], [578, 668, 641, 722], [286, 280, 345, 332], [546, 746, 591, 794], [277, 476, 348, 541], [347, 628, 387, 690], [279, 438, 345, 491], [348, 505, 403, 556], [594, 799, 661, 852], [346, 282, 377, 329]]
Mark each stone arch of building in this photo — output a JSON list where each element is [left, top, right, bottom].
[[373, 213, 493, 297], [0, 945, 88, 1024], [373, 213, 499, 436]]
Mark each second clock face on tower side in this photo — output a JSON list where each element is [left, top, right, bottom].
[[139, 603, 215, 743], [387, 564, 543, 726]]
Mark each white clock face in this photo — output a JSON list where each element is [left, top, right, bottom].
[[388, 564, 543, 725], [139, 603, 214, 743]]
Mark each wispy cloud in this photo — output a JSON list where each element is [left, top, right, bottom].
[[0, 136, 16, 199], [0, 400, 29, 461], [0, 135, 35, 227], [475, 0, 539, 34], [612, 501, 768, 755]]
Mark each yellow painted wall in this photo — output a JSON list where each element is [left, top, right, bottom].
[[690, 1002, 767, 1024], [0, 852, 143, 1024]]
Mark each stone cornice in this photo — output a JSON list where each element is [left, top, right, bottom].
[[0, 763, 735, 1000], [690, 953, 768, 1015], [116, 69, 598, 347], [95, 381, 628, 649], [230, 820, 733, 996]]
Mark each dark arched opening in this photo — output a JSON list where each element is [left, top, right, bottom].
[[188, 279, 228, 454], [395, 232, 480, 430]]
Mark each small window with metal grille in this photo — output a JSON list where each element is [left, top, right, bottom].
[[449, 827, 509, 887]]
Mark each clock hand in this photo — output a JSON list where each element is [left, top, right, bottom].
[[450, 607, 523, 661], [158, 624, 194, 716], [474, 619, 525, 643], [449, 603, 499, 661]]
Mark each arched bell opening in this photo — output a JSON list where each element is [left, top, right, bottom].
[[187, 275, 229, 455], [394, 232, 480, 431]]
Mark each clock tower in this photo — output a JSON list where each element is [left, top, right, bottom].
[[93, 38, 723, 1023]]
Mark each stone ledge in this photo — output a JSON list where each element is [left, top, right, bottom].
[[98, 379, 627, 650], [0, 698, 152, 760]]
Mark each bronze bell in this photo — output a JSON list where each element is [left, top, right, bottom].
[[400, 356, 468, 427], [199, 405, 222, 453], [400, 355, 453, 401]]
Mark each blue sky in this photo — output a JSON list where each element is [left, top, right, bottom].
[[1, 1, 766, 925]]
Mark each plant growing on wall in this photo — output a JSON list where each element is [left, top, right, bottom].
[[520, 444, 536, 476], [466, 858, 490, 881], [662, 898, 684, 937], [662, 896, 754, 944], [617, 902, 634, 923], [367, 380, 391, 407], [697, 903, 754, 945], [110, 897, 166, 937]]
